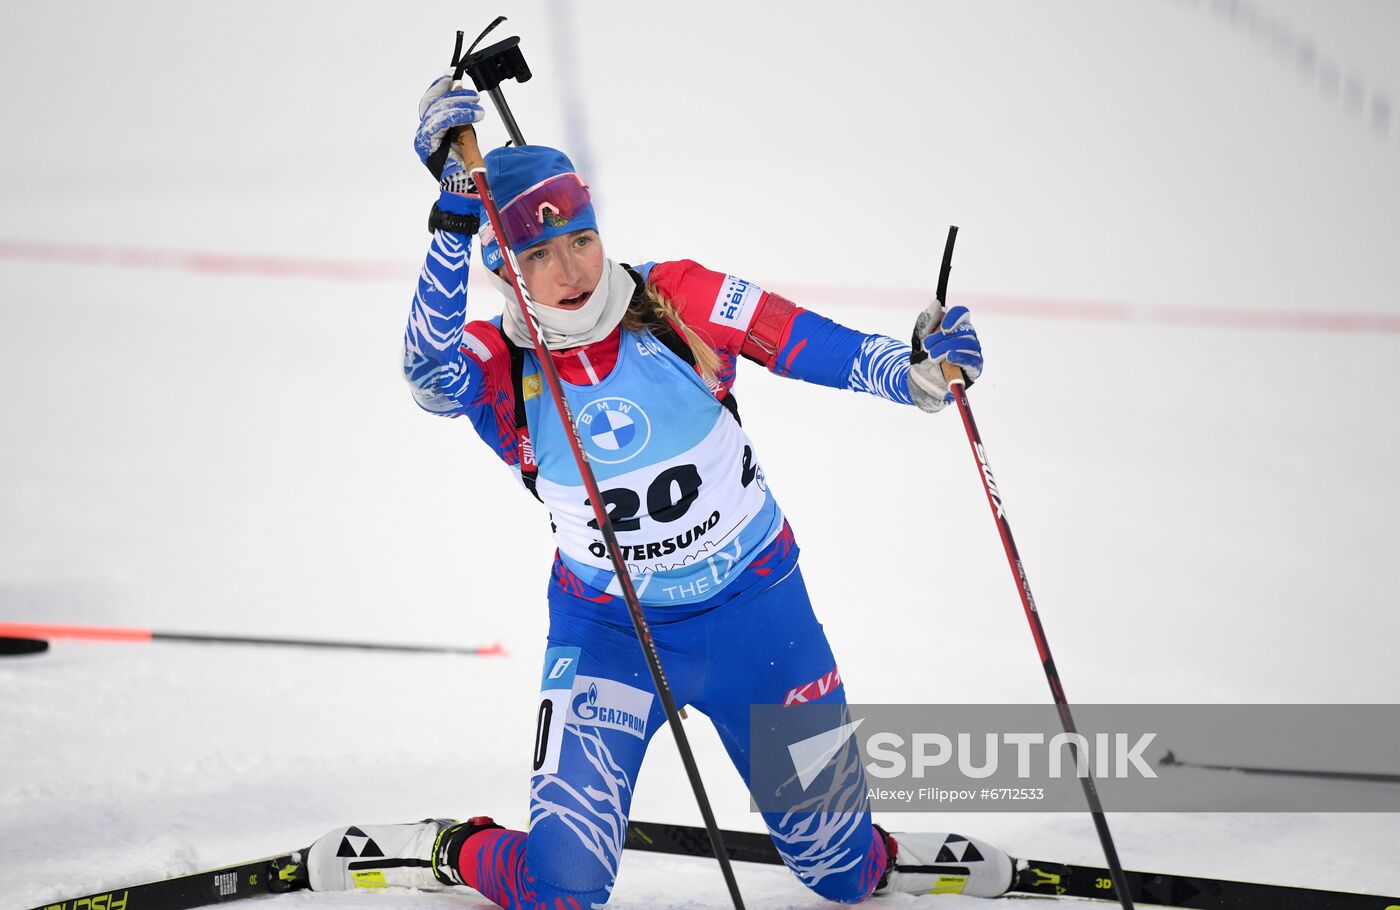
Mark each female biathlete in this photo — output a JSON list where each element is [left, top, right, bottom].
[[305, 75, 1014, 906]]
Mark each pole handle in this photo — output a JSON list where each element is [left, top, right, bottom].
[[453, 121, 486, 175], [935, 225, 965, 387]]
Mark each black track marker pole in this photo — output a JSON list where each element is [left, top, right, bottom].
[[0, 636, 48, 656], [149, 632, 504, 656], [0, 621, 503, 656], [932, 226, 1135, 910], [1160, 751, 1400, 785]]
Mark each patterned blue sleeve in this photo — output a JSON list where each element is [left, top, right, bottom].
[[402, 209, 483, 416], [847, 335, 915, 405], [771, 310, 914, 406]]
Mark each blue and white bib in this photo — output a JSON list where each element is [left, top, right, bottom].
[[525, 328, 783, 606]]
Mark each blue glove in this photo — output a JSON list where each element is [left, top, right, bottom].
[[414, 74, 486, 182], [909, 304, 983, 412]]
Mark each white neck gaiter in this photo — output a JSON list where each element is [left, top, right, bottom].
[[490, 258, 634, 351]]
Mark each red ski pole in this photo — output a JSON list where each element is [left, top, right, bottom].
[[933, 226, 1135, 910], [449, 57, 746, 904]]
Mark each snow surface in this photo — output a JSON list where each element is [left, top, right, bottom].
[[2, 1, 1399, 908]]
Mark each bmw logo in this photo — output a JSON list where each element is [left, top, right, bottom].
[[576, 397, 651, 464]]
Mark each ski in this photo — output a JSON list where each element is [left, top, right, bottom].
[[25, 849, 308, 910], [1011, 858, 1400, 909], [627, 819, 783, 867], [625, 820, 1400, 909], [29, 823, 1400, 910]]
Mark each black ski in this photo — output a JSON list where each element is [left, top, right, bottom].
[[1012, 858, 1400, 909], [25, 850, 308, 910], [625, 820, 1400, 909], [627, 819, 783, 866], [29, 823, 1400, 910]]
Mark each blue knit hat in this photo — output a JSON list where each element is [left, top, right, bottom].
[[483, 145, 597, 256]]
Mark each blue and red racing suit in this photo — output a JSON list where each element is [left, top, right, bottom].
[[403, 209, 918, 907]]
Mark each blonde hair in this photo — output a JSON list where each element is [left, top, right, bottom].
[[622, 281, 722, 385]]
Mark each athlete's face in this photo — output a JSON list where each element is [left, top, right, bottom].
[[517, 229, 605, 310]]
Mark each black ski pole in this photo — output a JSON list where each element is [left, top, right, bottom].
[[444, 24, 747, 910], [929, 226, 1136, 910]]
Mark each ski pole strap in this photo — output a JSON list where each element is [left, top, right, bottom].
[[618, 265, 743, 427]]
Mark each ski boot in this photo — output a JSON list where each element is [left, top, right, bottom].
[[306, 816, 503, 891], [874, 826, 1014, 898]]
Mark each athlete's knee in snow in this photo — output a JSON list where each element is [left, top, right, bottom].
[[526, 817, 622, 899], [773, 816, 886, 905], [794, 868, 880, 904]]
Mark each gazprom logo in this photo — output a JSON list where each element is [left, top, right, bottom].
[[576, 397, 652, 465], [574, 683, 601, 715], [569, 676, 654, 739]]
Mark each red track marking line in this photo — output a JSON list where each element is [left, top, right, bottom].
[[782, 282, 1142, 322], [0, 621, 152, 642], [1147, 304, 1400, 334], [0, 240, 406, 283], [956, 291, 1134, 323], [6, 239, 1400, 335], [783, 280, 1400, 334]]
